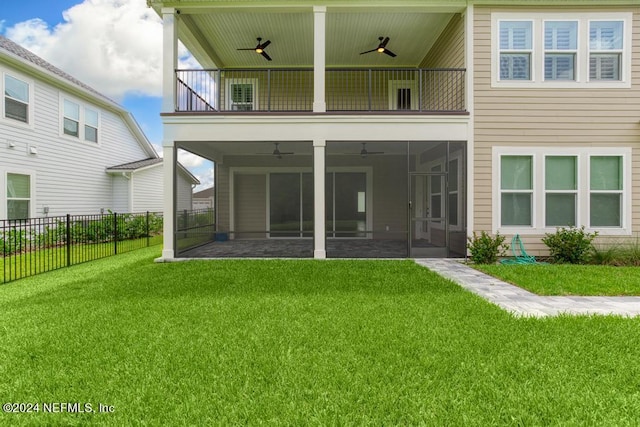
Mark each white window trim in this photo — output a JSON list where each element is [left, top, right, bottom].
[[1, 69, 35, 129], [492, 146, 632, 236], [491, 12, 632, 89], [0, 168, 36, 220], [59, 95, 101, 144], [225, 79, 259, 111]]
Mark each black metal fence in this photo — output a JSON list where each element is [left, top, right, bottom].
[[1, 211, 163, 284]]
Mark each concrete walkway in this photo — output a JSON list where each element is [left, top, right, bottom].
[[416, 259, 640, 318]]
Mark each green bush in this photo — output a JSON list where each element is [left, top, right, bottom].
[[542, 226, 597, 264], [466, 231, 508, 264], [1, 229, 27, 255]]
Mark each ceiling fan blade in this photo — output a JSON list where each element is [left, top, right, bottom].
[[260, 40, 271, 49], [237, 48, 256, 51], [384, 49, 397, 58], [261, 51, 272, 61], [360, 49, 378, 55], [380, 37, 390, 48]]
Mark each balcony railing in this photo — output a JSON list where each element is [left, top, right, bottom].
[[175, 68, 466, 113]]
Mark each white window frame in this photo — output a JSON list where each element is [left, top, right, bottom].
[[492, 12, 632, 88], [493, 147, 631, 236], [0, 169, 36, 220], [1, 69, 35, 129], [59, 96, 101, 144], [544, 155, 579, 228], [543, 20, 579, 82], [498, 20, 534, 82], [225, 79, 258, 111]]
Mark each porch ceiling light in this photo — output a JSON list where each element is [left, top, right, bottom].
[[360, 36, 397, 58], [237, 37, 272, 61]]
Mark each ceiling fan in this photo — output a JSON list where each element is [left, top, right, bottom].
[[360, 36, 397, 58], [257, 143, 294, 159], [237, 37, 272, 61], [358, 143, 385, 158]]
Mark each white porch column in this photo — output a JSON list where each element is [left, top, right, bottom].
[[162, 8, 178, 113], [313, 139, 326, 259], [313, 6, 326, 113], [162, 141, 176, 259]]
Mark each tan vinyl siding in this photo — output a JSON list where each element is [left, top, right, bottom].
[[421, 13, 465, 68], [473, 6, 640, 255]]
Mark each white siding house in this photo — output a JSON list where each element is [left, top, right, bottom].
[[0, 35, 194, 219]]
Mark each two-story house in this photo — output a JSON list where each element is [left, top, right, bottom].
[[149, 0, 639, 260], [0, 35, 198, 220]]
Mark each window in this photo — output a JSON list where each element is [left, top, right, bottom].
[[544, 21, 578, 81], [62, 98, 100, 142], [590, 156, 622, 227], [6, 173, 31, 220], [4, 74, 29, 123], [85, 108, 98, 142], [589, 21, 623, 81], [493, 13, 631, 87], [226, 80, 258, 111], [500, 156, 533, 226], [63, 99, 80, 137], [545, 156, 577, 226], [499, 21, 533, 80], [494, 148, 630, 234]]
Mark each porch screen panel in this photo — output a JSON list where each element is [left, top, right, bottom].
[[334, 173, 366, 238], [270, 173, 301, 237]]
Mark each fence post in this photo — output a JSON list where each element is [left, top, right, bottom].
[[66, 214, 71, 267], [146, 211, 150, 247], [113, 212, 118, 255]]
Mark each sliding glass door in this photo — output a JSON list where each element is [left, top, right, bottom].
[[269, 173, 313, 238], [326, 172, 367, 238]]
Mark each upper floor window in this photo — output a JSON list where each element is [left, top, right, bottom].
[[589, 21, 623, 81], [493, 13, 631, 88], [544, 21, 578, 81], [226, 79, 258, 111], [61, 97, 100, 143], [4, 74, 30, 123], [499, 21, 532, 80]]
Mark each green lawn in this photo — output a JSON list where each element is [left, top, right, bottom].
[[1, 248, 639, 425], [476, 264, 640, 296]]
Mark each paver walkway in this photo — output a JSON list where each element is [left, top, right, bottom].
[[416, 259, 640, 317]]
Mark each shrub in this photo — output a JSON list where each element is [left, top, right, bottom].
[[467, 231, 508, 264], [542, 226, 597, 264]]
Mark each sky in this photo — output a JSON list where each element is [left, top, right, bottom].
[[1, 0, 213, 191]]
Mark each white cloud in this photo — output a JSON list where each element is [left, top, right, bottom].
[[5, 0, 195, 101]]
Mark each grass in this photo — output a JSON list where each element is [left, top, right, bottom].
[[476, 264, 640, 296], [1, 235, 162, 283], [1, 248, 640, 425]]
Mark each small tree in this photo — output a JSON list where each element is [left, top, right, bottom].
[[467, 231, 508, 264], [542, 226, 597, 264]]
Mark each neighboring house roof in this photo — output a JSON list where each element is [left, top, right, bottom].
[[194, 187, 215, 198], [106, 158, 200, 185], [0, 35, 158, 159]]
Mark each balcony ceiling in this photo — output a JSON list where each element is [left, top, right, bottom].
[[178, 10, 457, 69]]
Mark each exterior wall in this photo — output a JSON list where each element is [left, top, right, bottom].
[[176, 168, 194, 212], [234, 173, 267, 238], [132, 166, 164, 213], [111, 174, 130, 212], [0, 62, 154, 218], [421, 13, 465, 68], [473, 6, 640, 255]]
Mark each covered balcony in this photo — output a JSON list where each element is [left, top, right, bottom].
[[156, 2, 469, 116]]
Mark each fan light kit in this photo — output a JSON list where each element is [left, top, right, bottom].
[[360, 36, 397, 58], [237, 37, 272, 61]]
